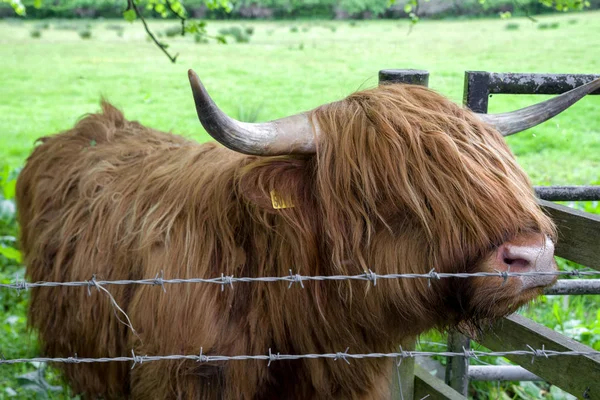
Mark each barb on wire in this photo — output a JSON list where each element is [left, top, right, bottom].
[[365, 269, 377, 286], [0, 347, 598, 367], [427, 268, 440, 287], [334, 348, 351, 365], [268, 348, 280, 367], [198, 347, 209, 363], [288, 270, 305, 289], [1, 269, 598, 292], [14, 274, 28, 294], [153, 271, 166, 293], [526, 344, 548, 364], [220, 273, 234, 292]]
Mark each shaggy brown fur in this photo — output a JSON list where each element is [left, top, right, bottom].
[[17, 84, 556, 399]]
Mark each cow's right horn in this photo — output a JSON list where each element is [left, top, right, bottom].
[[188, 69, 318, 156], [478, 78, 600, 136]]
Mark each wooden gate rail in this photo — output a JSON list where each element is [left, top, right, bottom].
[[479, 314, 600, 399], [540, 200, 600, 270], [414, 364, 466, 400], [462, 72, 600, 114], [534, 186, 600, 202]]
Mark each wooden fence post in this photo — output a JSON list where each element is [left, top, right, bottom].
[[390, 340, 416, 399], [445, 332, 470, 395]]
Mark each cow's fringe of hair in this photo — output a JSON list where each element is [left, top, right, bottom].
[[17, 85, 555, 399]]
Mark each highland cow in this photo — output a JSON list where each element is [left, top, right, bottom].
[[16, 71, 600, 399]]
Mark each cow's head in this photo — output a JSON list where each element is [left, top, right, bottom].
[[188, 70, 600, 333]]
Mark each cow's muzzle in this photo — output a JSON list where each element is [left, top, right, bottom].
[[490, 234, 557, 290]]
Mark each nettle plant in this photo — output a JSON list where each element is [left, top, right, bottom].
[[0, 166, 19, 266]]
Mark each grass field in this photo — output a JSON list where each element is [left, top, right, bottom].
[[1, 13, 600, 184], [0, 11, 599, 399]]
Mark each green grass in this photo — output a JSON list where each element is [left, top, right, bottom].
[[1, 14, 599, 185], [0, 12, 599, 399]]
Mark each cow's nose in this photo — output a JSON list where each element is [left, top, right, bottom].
[[495, 235, 557, 289]]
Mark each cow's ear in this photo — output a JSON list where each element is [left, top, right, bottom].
[[237, 157, 313, 214]]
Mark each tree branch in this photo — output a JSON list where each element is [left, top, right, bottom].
[[128, 0, 179, 63], [165, 0, 186, 36], [407, 0, 420, 36], [513, 0, 538, 22]]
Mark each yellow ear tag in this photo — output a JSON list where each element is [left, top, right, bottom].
[[270, 190, 294, 209]]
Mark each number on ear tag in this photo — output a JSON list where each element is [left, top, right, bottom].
[[270, 190, 294, 209]]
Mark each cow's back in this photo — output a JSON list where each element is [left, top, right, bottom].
[[16, 102, 245, 398]]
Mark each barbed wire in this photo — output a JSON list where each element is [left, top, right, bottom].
[[1, 346, 599, 368], [1, 269, 598, 293], [2, 270, 598, 369]]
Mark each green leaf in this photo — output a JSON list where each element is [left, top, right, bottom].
[[1, 164, 9, 184], [3, 179, 15, 200], [123, 9, 136, 22], [4, 0, 26, 16], [0, 165, 14, 199], [549, 385, 577, 400], [520, 381, 542, 397], [552, 300, 563, 328], [33, 0, 42, 8], [171, 1, 184, 14], [0, 246, 21, 263]]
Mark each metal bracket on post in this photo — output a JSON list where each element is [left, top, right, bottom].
[[379, 69, 428, 400]]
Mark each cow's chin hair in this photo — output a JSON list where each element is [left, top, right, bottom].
[[452, 280, 546, 339]]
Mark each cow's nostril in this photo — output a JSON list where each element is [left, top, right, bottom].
[[503, 257, 530, 269]]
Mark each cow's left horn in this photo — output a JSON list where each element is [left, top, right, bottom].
[[188, 69, 317, 155], [478, 78, 600, 136]]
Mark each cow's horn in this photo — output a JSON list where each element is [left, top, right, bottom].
[[478, 78, 600, 137], [188, 69, 317, 155]]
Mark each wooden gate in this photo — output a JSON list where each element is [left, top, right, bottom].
[[380, 69, 600, 400]]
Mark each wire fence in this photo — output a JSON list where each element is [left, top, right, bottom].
[[1, 268, 598, 293], [1, 268, 599, 369], [1, 347, 599, 368]]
